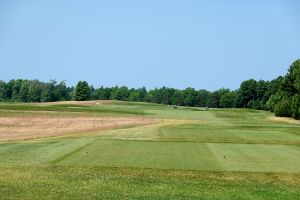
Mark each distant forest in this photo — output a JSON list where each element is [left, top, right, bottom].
[[1, 59, 299, 119]]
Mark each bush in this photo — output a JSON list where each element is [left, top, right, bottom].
[[274, 99, 292, 117]]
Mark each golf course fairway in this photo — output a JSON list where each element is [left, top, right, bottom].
[[0, 101, 299, 199]]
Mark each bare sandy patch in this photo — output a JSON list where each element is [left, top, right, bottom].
[[268, 116, 300, 125], [0, 115, 156, 141]]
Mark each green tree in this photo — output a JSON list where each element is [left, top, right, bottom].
[[28, 80, 43, 102], [158, 87, 175, 105], [4, 80, 15, 100], [291, 94, 300, 119], [238, 79, 257, 107], [172, 90, 184, 105], [147, 87, 174, 104], [96, 87, 112, 100], [128, 90, 140, 102], [75, 81, 91, 101], [256, 80, 268, 101], [147, 88, 159, 103], [137, 87, 148, 102], [266, 93, 282, 112], [277, 59, 300, 119], [54, 81, 69, 101], [0, 81, 6, 101], [220, 92, 236, 108], [19, 80, 30, 102], [41, 81, 56, 102], [208, 88, 230, 108], [265, 76, 284, 98], [282, 59, 300, 96], [112, 86, 130, 101], [128, 87, 148, 102], [183, 87, 198, 106], [247, 99, 263, 109], [11, 79, 23, 101], [197, 89, 210, 107]]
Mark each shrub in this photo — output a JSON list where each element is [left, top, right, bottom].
[[274, 98, 292, 117]]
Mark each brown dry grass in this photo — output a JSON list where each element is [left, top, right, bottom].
[[268, 116, 300, 125], [0, 115, 156, 141]]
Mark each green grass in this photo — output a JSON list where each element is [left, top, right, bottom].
[[1, 166, 299, 200], [155, 123, 300, 144], [0, 103, 147, 116], [2, 139, 299, 173], [57, 140, 300, 172], [0, 138, 93, 166], [0, 101, 300, 199]]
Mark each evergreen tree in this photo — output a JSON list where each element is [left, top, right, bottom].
[[75, 81, 91, 101]]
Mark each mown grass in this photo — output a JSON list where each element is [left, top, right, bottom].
[[0, 138, 93, 166], [0, 101, 300, 199], [57, 140, 300, 172], [155, 123, 300, 144], [1, 138, 299, 173]]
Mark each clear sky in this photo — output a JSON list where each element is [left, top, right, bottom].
[[0, 0, 299, 90]]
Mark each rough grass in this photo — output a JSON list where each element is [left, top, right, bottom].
[[0, 166, 299, 200], [268, 116, 300, 125]]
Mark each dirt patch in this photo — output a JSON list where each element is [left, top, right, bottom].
[[268, 116, 300, 125], [0, 115, 156, 141]]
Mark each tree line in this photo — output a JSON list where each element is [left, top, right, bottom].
[[0, 59, 299, 119]]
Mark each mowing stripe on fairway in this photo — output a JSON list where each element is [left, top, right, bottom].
[[54, 139, 300, 173]]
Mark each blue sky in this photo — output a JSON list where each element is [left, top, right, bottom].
[[0, 0, 299, 90]]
